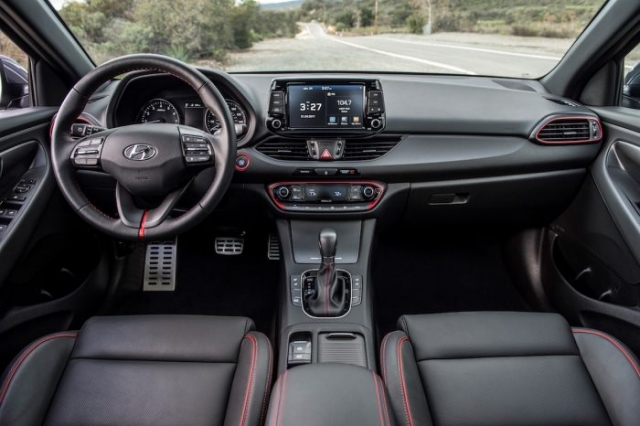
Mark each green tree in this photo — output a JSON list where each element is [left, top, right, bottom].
[[360, 7, 374, 27], [231, 0, 260, 49], [406, 14, 425, 34]]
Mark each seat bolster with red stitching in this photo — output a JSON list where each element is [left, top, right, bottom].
[[0, 315, 273, 426], [0, 332, 77, 426], [573, 328, 640, 426], [380, 331, 433, 426], [381, 312, 627, 426], [224, 331, 274, 426]]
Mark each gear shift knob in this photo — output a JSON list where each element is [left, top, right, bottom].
[[319, 228, 337, 260]]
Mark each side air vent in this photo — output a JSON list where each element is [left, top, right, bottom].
[[342, 138, 402, 161], [535, 116, 602, 144], [256, 140, 309, 160]]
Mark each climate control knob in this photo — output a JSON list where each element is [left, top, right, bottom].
[[276, 186, 290, 200], [362, 185, 376, 200]]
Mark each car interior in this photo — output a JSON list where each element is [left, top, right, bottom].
[[0, 0, 639, 425]]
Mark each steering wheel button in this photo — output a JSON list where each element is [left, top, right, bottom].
[[86, 159, 98, 166], [90, 138, 103, 145], [74, 158, 88, 165], [77, 140, 91, 147]]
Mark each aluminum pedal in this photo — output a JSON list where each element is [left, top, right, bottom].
[[215, 237, 244, 255], [143, 240, 177, 291], [268, 234, 281, 260]]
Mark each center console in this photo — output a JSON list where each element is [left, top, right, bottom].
[[263, 79, 384, 377], [276, 219, 376, 374], [260, 79, 392, 425]]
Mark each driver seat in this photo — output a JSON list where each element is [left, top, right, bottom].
[[0, 315, 272, 426]]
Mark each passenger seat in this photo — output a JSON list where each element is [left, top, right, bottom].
[[381, 312, 640, 426]]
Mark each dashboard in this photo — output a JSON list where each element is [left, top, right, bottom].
[[80, 68, 604, 227]]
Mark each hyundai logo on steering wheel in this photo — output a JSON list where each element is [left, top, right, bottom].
[[123, 144, 157, 161]]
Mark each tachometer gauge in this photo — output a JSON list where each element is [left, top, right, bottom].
[[137, 99, 180, 124], [205, 100, 247, 136]]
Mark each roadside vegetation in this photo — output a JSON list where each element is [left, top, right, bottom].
[[301, 0, 603, 38], [55, 0, 604, 68], [59, 0, 300, 65]]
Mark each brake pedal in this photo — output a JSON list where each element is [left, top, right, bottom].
[[268, 234, 281, 260], [143, 240, 177, 291], [215, 237, 244, 255]]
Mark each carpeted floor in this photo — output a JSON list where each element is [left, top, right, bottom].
[[372, 232, 530, 337], [116, 231, 279, 334]]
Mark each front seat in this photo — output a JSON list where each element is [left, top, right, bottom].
[[381, 312, 640, 426], [0, 315, 272, 426]]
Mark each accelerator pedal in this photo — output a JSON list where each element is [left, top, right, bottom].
[[143, 240, 178, 291], [268, 233, 281, 260], [215, 237, 244, 255]]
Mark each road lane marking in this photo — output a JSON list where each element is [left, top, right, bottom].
[[328, 37, 477, 75], [378, 37, 561, 61]]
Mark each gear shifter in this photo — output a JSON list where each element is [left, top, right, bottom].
[[305, 228, 349, 317]]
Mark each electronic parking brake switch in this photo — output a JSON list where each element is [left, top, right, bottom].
[[288, 340, 312, 364]]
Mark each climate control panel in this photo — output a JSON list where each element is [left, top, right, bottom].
[[267, 181, 385, 212]]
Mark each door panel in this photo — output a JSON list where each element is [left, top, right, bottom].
[[0, 108, 110, 371], [542, 110, 640, 356]]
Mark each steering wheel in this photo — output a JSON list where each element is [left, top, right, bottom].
[[51, 54, 236, 241]]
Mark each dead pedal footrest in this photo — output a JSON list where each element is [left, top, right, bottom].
[[143, 240, 177, 291]]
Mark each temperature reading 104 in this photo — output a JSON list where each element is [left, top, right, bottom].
[[300, 102, 322, 112]]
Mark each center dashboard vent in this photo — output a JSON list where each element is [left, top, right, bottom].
[[255, 140, 310, 160], [534, 116, 602, 144], [256, 137, 402, 161]]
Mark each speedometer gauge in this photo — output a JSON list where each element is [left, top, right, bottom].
[[205, 100, 247, 136], [137, 99, 180, 124]]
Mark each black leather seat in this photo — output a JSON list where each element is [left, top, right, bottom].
[[382, 312, 640, 426], [0, 315, 272, 426]]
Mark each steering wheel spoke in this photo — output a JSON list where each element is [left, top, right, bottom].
[[116, 180, 193, 230], [70, 131, 113, 169], [180, 132, 215, 166]]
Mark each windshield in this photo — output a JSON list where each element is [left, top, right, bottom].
[[49, 0, 605, 78]]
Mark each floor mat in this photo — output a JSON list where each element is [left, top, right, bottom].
[[116, 231, 279, 334], [373, 233, 530, 337]]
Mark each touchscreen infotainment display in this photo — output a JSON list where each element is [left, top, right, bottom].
[[288, 84, 365, 129]]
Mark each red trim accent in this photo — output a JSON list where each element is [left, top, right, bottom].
[[397, 337, 415, 426], [267, 181, 386, 212], [239, 335, 258, 426], [259, 338, 273, 426], [0, 332, 77, 405], [534, 116, 603, 145], [276, 370, 288, 426], [381, 333, 391, 383], [235, 154, 250, 172], [138, 210, 150, 241], [268, 376, 282, 426], [372, 372, 387, 426], [573, 328, 640, 378], [377, 375, 392, 426]]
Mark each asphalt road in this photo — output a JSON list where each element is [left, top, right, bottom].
[[226, 23, 569, 78]]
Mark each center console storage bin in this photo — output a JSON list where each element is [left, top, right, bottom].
[[266, 363, 394, 426]]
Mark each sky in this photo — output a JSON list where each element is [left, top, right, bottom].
[[48, 0, 291, 10]]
